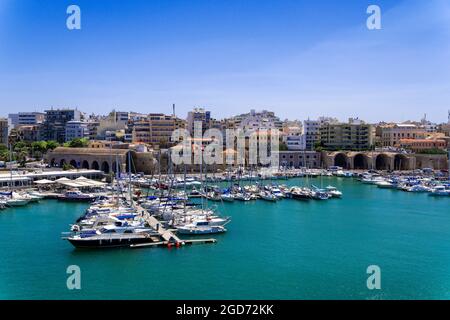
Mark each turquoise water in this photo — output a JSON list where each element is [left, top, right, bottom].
[[1, 177, 450, 300]]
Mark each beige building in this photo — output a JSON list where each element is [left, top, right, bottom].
[[319, 120, 374, 151], [380, 124, 426, 147], [133, 113, 185, 148], [398, 138, 447, 153], [0, 118, 9, 145]]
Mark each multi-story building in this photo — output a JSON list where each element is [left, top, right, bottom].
[[281, 121, 304, 150], [86, 121, 100, 140], [187, 108, 211, 135], [65, 121, 89, 142], [398, 138, 447, 153], [0, 118, 9, 146], [319, 119, 374, 151], [237, 109, 283, 135], [14, 125, 41, 142], [285, 135, 306, 150], [380, 124, 426, 147], [40, 109, 81, 143], [8, 112, 45, 129], [133, 113, 185, 147], [113, 111, 130, 124]]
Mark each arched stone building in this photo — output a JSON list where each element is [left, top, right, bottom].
[[46, 147, 157, 174], [322, 151, 417, 171]]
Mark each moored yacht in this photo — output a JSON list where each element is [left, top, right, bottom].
[[59, 189, 95, 202], [325, 186, 343, 198], [259, 191, 278, 202], [176, 221, 227, 235], [429, 185, 450, 197], [64, 224, 161, 248]]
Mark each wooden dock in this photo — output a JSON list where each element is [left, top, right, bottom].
[[135, 204, 184, 244], [133, 203, 218, 249], [130, 238, 217, 249]]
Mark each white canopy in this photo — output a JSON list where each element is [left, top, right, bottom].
[[34, 179, 55, 185], [57, 177, 107, 188]]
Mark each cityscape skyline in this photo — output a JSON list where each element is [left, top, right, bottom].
[[1, 0, 450, 123]]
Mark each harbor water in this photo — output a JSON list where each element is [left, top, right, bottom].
[[1, 177, 450, 299]]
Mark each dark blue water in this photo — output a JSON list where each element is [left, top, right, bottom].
[[1, 177, 449, 299]]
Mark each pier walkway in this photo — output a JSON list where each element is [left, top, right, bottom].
[[135, 204, 184, 244]]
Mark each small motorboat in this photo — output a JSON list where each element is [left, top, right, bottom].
[[325, 186, 343, 198], [429, 185, 450, 197], [234, 193, 252, 201], [59, 189, 95, 202], [177, 221, 227, 235], [259, 191, 277, 202], [220, 193, 235, 202]]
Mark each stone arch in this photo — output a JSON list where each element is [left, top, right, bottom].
[[69, 160, 78, 168], [81, 160, 90, 169], [394, 154, 409, 171], [112, 161, 118, 173], [334, 153, 348, 169], [101, 161, 110, 173], [375, 154, 390, 170], [353, 153, 369, 170], [126, 151, 137, 173], [59, 159, 66, 167], [91, 161, 100, 170]]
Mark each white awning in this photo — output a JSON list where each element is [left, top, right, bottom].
[[34, 179, 55, 185]]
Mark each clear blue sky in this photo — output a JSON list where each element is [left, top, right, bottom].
[[0, 0, 449, 123]]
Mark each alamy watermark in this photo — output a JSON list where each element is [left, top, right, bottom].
[[367, 5, 382, 30], [170, 121, 279, 167], [66, 265, 81, 290], [66, 5, 81, 30], [366, 265, 381, 290]]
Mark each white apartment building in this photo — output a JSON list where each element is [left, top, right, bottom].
[[237, 109, 283, 136], [65, 121, 89, 142], [303, 117, 339, 150], [187, 108, 211, 134], [8, 112, 45, 129]]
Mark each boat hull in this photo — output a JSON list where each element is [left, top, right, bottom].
[[67, 237, 158, 249]]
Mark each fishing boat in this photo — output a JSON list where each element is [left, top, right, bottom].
[[325, 186, 343, 198]]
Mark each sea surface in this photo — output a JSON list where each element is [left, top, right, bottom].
[[1, 177, 450, 300]]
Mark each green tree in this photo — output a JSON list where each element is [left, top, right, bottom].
[[62, 163, 75, 171], [31, 141, 48, 159], [46, 141, 59, 151], [279, 142, 288, 151], [67, 138, 89, 148]]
